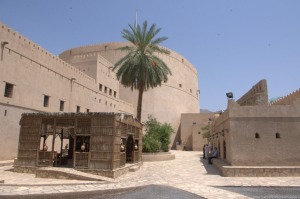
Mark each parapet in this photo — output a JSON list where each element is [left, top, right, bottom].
[[271, 88, 300, 105]]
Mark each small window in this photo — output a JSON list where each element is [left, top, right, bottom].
[[255, 132, 260, 139], [109, 89, 112, 96], [104, 87, 107, 93], [4, 110, 7, 116], [86, 109, 90, 113], [190, 89, 192, 93], [43, 95, 50, 107], [114, 91, 117, 98], [99, 84, 103, 91], [105, 101, 107, 105], [99, 99, 101, 103], [4, 83, 14, 98], [60, 100, 65, 111], [276, 132, 281, 139], [179, 84, 182, 88], [76, 106, 80, 113]]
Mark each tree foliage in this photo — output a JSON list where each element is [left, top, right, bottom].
[[142, 115, 174, 152], [113, 21, 171, 121], [201, 125, 211, 138]]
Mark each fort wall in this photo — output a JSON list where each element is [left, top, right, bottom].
[[59, 42, 200, 147], [0, 22, 133, 160], [211, 80, 300, 166], [236, 79, 268, 106]]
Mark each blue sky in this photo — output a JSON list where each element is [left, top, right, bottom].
[[1, 0, 299, 112]]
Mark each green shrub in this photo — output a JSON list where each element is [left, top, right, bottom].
[[142, 135, 161, 153], [142, 115, 174, 152]]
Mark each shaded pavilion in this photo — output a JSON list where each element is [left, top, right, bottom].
[[14, 112, 142, 178]]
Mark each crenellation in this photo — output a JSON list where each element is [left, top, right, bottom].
[[271, 88, 300, 105]]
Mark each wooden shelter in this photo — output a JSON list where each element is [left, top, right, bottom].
[[14, 112, 142, 177]]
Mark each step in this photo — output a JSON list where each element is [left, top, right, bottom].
[[129, 165, 140, 172], [36, 167, 115, 182]]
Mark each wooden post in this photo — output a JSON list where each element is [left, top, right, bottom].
[[50, 118, 56, 166]]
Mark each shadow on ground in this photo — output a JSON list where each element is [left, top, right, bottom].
[[199, 155, 221, 176], [0, 185, 204, 199]]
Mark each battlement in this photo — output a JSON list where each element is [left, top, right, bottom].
[[237, 79, 268, 106], [0, 21, 95, 85], [271, 88, 300, 105], [59, 42, 197, 74]]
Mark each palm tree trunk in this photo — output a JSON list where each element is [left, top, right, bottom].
[[137, 84, 144, 122]]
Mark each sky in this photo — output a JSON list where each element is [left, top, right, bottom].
[[0, 0, 299, 112]]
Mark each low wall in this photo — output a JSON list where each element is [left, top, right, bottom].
[[211, 159, 300, 177], [222, 166, 300, 177], [142, 152, 175, 162]]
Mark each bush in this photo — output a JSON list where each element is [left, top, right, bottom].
[[142, 115, 174, 153], [142, 135, 161, 153]]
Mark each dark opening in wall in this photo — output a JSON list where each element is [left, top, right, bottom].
[[43, 95, 50, 107], [255, 132, 260, 139], [4, 82, 14, 98], [179, 84, 182, 88], [99, 84, 102, 91], [114, 91, 117, 98], [86, 109, 90, 113], [60, 100, 64, 111], [76, 106, 80, 113], [276, 132, 281, 139], [4, 110, 7, 116]]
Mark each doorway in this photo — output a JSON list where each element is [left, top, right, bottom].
[[126, 135, 134, 163]]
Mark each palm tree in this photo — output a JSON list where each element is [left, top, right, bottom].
[[113, 21, 172, 122]]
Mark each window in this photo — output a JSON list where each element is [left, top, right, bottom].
[[4, 83, 14, 98], [43, 95, 50, 107], [76, 106, 80, 113], [255, 132, 260, 139], [109, 89, 112, 96], [190, 89, 192, 93], [114, 91, 117, 98], [4, 110, 7, 116], [86, 109, 90, 113], [104, 86, 107, 94], [276, 132, 281, 139], [99, 84, 102, 91], [179, 84, 182, 88], [60, 100, 65, 111]]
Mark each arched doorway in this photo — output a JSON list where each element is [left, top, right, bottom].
[[126, 135, 134, 163]]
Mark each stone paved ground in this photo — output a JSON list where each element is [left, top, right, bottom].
[[1, 151, 300, 198]]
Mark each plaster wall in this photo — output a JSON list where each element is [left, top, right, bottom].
[[0, 104, 36, 160], [180, 113, 213, 151], [228, 100, 300, 166]]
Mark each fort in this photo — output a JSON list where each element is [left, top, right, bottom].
[[0, 21, 199, 160], [1, 21, 300, 178]]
